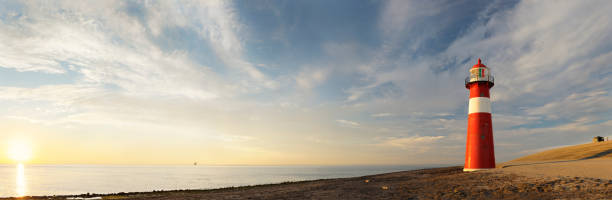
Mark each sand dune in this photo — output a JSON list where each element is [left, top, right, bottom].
[[507, 141, 612, 162], [498, 141, 612, 179]]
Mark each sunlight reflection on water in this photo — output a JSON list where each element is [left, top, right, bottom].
[[16, 163, 26, 197]]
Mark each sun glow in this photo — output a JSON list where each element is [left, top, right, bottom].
[[7, 139, 32, 163]]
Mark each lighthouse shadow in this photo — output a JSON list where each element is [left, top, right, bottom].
[[501, 149, 612, 168], [500, 160, 578, 168], [582, 148, 612, 159]]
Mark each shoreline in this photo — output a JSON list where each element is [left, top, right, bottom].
[[3, 165, 611, 200], [0, 165, 438, 199]]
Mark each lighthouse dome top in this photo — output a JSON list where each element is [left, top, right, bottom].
[[472, 58, 487, 69]]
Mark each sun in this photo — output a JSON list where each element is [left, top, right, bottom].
[[7, 139, 32, 163]]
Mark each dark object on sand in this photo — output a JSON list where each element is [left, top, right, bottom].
[[593, 136, 604, 143]]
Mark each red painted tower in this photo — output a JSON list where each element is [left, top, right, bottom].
[[464, 58, 495, 171]]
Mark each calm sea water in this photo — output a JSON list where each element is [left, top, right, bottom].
[[0, 164, 442, 197]]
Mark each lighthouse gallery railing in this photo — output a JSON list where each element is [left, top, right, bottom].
[[465, 75, 494, 86]]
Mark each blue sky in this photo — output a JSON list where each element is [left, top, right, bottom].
[[0, 0, 610, 165]]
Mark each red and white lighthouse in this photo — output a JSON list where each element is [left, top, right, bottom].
[[464, 58, 495, 171]]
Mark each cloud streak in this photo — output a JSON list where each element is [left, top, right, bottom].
[[336, 119, 360, 127]]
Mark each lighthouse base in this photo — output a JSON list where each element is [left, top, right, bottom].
[[463, 168, 494, 172]]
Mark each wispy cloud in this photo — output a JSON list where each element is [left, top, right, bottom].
[[371, 113, 394, 118], [336, 119, 360, 127], [295, 67, 329, 90], [379, 135, 445, 150]]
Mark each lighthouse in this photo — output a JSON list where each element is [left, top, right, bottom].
[[464, 58, 495, 171]]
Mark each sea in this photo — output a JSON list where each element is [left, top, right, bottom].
[[0, 164, 445, 197]]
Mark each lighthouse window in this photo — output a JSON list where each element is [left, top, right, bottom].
[[480, 92, 484, 97]]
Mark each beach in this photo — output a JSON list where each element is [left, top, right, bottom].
[[4, 142, 612, 199], [5, 163, 611, 200]]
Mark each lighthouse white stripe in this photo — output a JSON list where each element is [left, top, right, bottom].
[[468, 97, 491, 114]]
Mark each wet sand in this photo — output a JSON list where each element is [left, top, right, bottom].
[[5, 165, 612, 200]]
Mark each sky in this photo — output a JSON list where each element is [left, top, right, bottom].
[[0, 0, 610, 165]]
